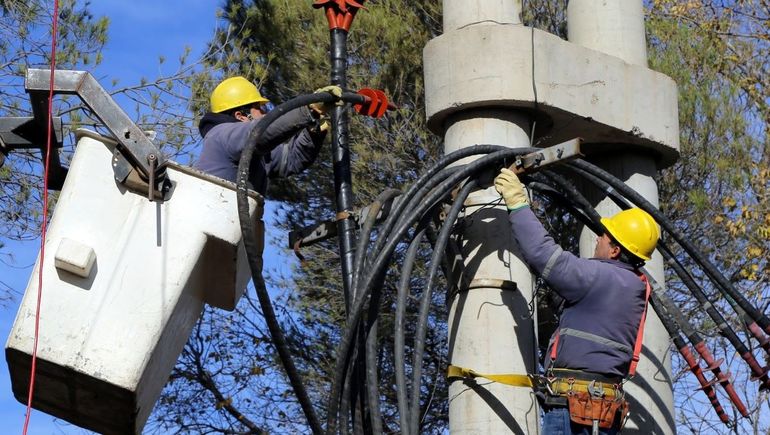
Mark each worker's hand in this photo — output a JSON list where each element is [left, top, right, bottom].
[[309, 85, 343, 117], [494, 168, 529, 210]]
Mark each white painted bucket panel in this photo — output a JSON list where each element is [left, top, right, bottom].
[[5, 130, 264, 434]]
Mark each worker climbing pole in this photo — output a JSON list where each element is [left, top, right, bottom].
[[301, 138, 769, 432]]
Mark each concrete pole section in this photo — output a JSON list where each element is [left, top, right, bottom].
[[442, 0, 521, 31], [426, 0, 679, 433], [443, 112, 540, 435], [567, 0, 648, 66], [570, 1, 676, 433], [429, 2, 541, 433]]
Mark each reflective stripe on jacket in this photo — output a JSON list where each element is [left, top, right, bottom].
[[508, 207, 646, 377]]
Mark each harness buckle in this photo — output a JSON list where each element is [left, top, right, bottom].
[[567, 377, 576, 394], [530, 374, 557, 396]]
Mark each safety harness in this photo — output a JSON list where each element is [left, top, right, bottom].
[[447, 272, 652, 433]]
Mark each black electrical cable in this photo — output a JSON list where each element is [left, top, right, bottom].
[[237, 93, 332, 435], [338, 360, 354, 435], [352, 189, 401, 296], [394, 224, 429, 435], [409, 179, 476, 434], [364, 303, 382, 435], [347, 189, 400, 434], [648, 278, 749, 418], [341, 201, 446, 433], [528, 177, 604, 235], [650, 294, 733, 425], [330, 28, 357, 311], [327, 147, 536, 433], [355, 330, 373, 435], [539, 169, 603, 227], [657, 241, 770, 388], [358, 145, 510, 271], [355, 190, 401, 435]]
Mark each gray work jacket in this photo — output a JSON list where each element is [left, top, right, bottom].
[[508, 206, 646, 377], [196, 106, 324, 195]]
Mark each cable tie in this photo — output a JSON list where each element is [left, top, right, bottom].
[[335, 210, 353, 221], [293, 239, 307, 264]]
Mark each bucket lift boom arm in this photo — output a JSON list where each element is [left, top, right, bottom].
[[23, 69, 168, 197]]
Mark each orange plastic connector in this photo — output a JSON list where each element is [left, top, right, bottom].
[[353, 88, 394, 118], [312, 0, 366, 31]]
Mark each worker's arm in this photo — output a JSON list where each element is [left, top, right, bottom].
[[255, 105, 318, 154], [199, 105, 315, 167], [508, 207, 601, 303], [263, 87, 339, 177], [265, 126, 326, 178], [495, 168, 599, 303]]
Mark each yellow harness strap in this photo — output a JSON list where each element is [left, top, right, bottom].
[[447, 364, 621, 399], [446, 364, 533, 388]]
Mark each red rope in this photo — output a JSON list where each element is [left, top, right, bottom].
[[23, 1, 59, 432]]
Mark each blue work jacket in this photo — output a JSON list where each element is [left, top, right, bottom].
[[508, 206, 647, 378], [196, 106, 324, 195]]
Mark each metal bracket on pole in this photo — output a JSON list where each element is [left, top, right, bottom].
[[510, 138, 583, 174], [288, 195, 401, 249], [23, 69, 168, 199]]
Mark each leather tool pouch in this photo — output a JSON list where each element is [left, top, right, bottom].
[[567, 391, 628, 429]]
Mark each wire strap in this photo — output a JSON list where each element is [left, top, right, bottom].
[[335, 210, 352, 221], [446, 365, 533, 388]]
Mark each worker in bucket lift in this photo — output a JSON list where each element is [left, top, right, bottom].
[[196, 76, 340, 194], [494, 168, 659, 435]]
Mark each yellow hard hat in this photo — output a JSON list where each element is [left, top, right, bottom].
[[600, 208, 660, 261], [210, 76, 269, 113]]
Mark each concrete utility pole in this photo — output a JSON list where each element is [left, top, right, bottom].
[[424, 0, 679, 433], [426, 1, 540, 433]]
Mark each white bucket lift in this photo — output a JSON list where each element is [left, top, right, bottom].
[[4, 70, 264, 434]]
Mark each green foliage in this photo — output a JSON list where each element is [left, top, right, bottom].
[[0, 0, 107, 243], [648, 3, 770, 432]]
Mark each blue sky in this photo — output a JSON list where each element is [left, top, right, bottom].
[[0, 1, 220, 433]]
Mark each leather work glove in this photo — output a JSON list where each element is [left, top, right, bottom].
[[309, 85, 343, 117], [309, 119, 331, 135], [494, 168, 529, 210], [318, 119, 331, 132]]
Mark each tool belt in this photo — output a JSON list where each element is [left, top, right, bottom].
[[535, 371, 628, 430], [445, 365, 629, 430], [566, 390, 628, 429]]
